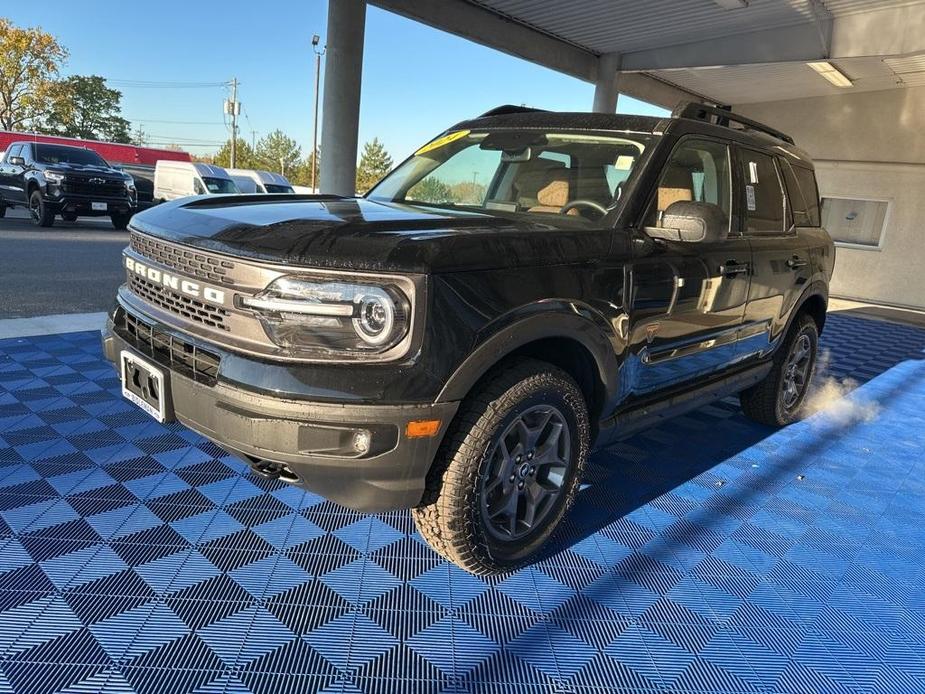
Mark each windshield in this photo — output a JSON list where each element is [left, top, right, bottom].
[[265, 184, 294, 194], [202, 177, 239, 194], [368, 129, 652, 222], [35, 144, 108, 167]]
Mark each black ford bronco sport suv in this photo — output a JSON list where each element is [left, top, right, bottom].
[[102, 103, 834, 574], [0, 142, 136, 228]]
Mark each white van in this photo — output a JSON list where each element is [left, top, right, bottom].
[[154, 161, 239, 201], [226, 169, 295, 194]]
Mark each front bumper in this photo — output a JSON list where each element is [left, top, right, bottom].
[[102, 311, 458, 513], [44, 190, 134, 216]]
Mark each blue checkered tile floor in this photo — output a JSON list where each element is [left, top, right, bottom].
[[1, 313, 924, 694]]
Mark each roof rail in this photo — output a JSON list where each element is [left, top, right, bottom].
[[477, 105, 549, 118], [672, 102, 794, 145]]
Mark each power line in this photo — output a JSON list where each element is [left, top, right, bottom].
[[127, 118, 225, 126], [105, 79, 228, 89]]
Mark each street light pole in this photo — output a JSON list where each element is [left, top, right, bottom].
[[311, 34, 326, 193]]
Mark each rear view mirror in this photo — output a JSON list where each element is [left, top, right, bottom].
[[645, 201, 728, 243], [8, 156, 24, 166], [500, 147, 532, 163]]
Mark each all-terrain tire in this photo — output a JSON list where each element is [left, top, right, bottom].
[[29, 190, 55, 227], [412, 357, 589, 575], [740, 313, 819, 426], [111, 212, 131, 230]]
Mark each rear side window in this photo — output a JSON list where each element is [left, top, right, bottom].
[[792, 165, 821, 226], [779, 159, 809, 227], [741, 149, 785, 233]]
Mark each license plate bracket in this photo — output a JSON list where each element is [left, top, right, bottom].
[[120, 350, 174, 422]]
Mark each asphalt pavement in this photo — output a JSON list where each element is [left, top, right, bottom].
[[0, 208, 128, 318]]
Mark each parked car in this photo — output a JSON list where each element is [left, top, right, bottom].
[[115, 163, 158, 212], [153, 161, 239, 201], [0, 141, 136, 228], [102, 103, 834, 574], [227, 169, 295, 194]]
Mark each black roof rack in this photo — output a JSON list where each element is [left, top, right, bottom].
[[672, 102, 794, 145], [477, 105, 549, 118]]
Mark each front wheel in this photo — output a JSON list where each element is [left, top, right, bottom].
[[413, 358, 589, 575], [110, 212, 131, 230], [29, 191, 55, 227], [740, 313, 819, 426]]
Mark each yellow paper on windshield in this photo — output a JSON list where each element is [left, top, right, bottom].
[[415, 130, 470, 156]]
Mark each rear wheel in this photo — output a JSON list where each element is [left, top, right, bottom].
[[412, 358, 589, 575], [29, 190, 54, 227], [740, 313, 818, 426], [61, 212, 78, 222], [0, 203, 6, 218], [110, 212, 131, 230]]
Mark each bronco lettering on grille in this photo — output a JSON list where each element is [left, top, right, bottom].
[[125, 256, 226, 304]]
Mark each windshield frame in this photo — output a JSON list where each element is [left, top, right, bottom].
[[34, 144, 109, 168], [366, 127, 658, 225]]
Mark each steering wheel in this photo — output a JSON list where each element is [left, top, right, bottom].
[[560, 199, 608, 219]]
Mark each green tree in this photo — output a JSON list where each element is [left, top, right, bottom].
[[43, 75, 131, 142], [407, 177, 453, 204], [0, 18, 68, 130], [355, 138, 393, 193], [290, 147, 320, 189], [256, 129, 301, 176], [212, 138, 257, 169]]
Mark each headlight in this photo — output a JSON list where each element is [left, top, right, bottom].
[[45, 171, 65, 183], [239, 276, 412, 359], [124, 175, 136, 192]]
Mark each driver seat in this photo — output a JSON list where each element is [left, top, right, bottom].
[[528, 171, 579, 215]]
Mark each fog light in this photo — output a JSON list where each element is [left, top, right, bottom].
[[353, 430, 372, 454]]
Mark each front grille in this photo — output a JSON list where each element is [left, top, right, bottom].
[[63, 180, 127, 197], [129, 274, 229, 331], [131, 233, 236, 285], [119, 310, 220, 386]]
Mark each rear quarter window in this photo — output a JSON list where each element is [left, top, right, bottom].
[[792, 165, 821, 226]]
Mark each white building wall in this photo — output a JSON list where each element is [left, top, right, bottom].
[[736, 86, 925, 309]]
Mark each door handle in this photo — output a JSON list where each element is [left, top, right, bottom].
[[786, 256, 808, 269], [719, 261, 749, 277]]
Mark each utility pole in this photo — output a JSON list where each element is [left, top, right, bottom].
[[251, 130, 257, 150], [311, 35, 326, 193], [225, 78, 241, 168]]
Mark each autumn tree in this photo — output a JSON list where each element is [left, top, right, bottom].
[[42, 75, 131, 142], [355, 138, 393, 193], [0, 18, 68, 130]]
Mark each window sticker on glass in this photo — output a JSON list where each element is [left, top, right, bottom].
[[746, 184, 757, 211], [615, 155, 635, 170], [748, 161, 759, 184]]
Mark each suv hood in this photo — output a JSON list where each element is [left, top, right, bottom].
[[130, 195, 612, 273], [47, 162, 127, 180]]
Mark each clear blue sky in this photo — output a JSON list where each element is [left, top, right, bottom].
[[5, 1, 668, 161]]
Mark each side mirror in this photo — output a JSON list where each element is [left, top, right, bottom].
[[646, 201, 728, 243], [8, 156, 25, 166]]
